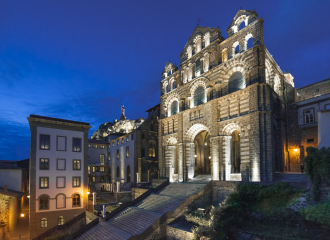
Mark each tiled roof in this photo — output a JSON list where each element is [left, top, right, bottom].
[[29, 114, 90, 126], [0, 162, 23, 170]]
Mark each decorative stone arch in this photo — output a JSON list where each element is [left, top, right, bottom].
[[163, 81, 169, 94], [203, 31, 211, 47], [169, 77, 175, 91], [71, 192, 81, 207], [235, 15, 248, 31], [274, 74, 281, 95], [221, 62, 249, 89], [55, 193, 66, 209], [166, 136, 178, 146], [232, 41, 240, 57], [221, 122, 242, 136], [190, 79, 209, 108], [38, 194, 50, 210], [164, 93, 180, 116], [244, 33, 253, 51], [185, 123, 211, 142]]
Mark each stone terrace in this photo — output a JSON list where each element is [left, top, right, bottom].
[[75, 182, 206, 240]]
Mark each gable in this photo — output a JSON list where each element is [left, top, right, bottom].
[[227, 9, 257, 30]]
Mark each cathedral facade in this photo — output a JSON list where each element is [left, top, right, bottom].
[[158, 9, 296, 183]]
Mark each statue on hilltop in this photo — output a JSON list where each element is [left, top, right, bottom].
[[120, 105, 126, 120]]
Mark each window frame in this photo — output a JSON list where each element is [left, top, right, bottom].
[[39, 158, 49, 170], [72, 138, 82, 152], [100, 154, 105, 165], [126, 146, 129, 158], [41, 218, 47, 228], [58, 216, 64, 225], [117, 149, 119, 159], [56, 176, 66, 188], [56, 136, 67, 151], [72, 177, 81, 187], [39, 177, 49, 189], [56, 194, 66, 209], [304, 108, 315, 124], [73, 159, 81, 170], [100, 166, 105, 172], [194, 86, 205, 107], [39, 134, 50, 150], [72, 194, 81, 207], [56, 159, 66, 171], [39, 194, 50, 210]]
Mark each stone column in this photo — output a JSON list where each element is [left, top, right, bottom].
[[188, 63, 192, 81], [223, 136, 232, 181], [136, 172, 139, 184], [210, 136, 220, 180], [177, 143, 184, 182], [185, 142, 195, 180], [116, 181, 121, 192], [165, 146, 175, 182], [203, 52, 209, 72], [92, 192, 97, 205]]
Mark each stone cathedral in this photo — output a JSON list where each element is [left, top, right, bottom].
[[158, 9, 297, 183]]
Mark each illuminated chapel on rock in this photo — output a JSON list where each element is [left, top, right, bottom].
[[159, 9, 301, 183]]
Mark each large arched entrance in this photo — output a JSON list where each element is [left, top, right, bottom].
[[194, 130, 211, 175]]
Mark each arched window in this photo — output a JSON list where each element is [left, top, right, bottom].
[[172, 81, 175, 90], [56, 194, 66, 209], [149, 144, 155, 157], [231, 130, 241, 173], [58, 216, 64, 225], [194, 86, 205, 107], [166, 85, 169, 93], [39, 195, 49, 210], [171, 101, 178, 116], [116, 167, 120, 177], [41, 218, 47, 228], [127, 165, 131, 182], [72, 194, 80, 207], [247, 37, 253, 49], [228, 72, 244, 93], [195, 58, 201, 74], [238, 21, 245, 31]]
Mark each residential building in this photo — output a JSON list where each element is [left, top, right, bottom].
[[27, 115, 91, 239]]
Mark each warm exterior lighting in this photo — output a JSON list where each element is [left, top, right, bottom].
[[87, 191, 90, 195], [209, 156, 211, 159], [27, 195, 30, 198], [294, 149, 298, 152], [21, 214, 25, 217], [118, 202, 122, 205], [205, 143, 207, 146], [194, 154, 197, 158]]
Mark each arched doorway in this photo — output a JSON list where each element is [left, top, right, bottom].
[[231, 130, 241, 173], [194, 130, 211, 175]]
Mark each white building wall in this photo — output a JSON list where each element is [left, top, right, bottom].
[[108, 135, 134, 184], [0, 169, 22, 192], [318, 111, 330, 149], [35, 126, 85, 213]]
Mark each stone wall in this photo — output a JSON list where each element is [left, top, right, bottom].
[[297, 79, 330, 101], [0, 194, 19, 240], [131, 188, 148, 200], [211, 181, 239, 205], [166, 226, 194, 240], [115, 191, 132, 203], [300, 126, 318, 158]]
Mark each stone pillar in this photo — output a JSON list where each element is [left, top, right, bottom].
[[185, 142, 195, 181], [188, 63, 192, 81], [136, 172, 139, 184], [147, 170, 150, 182], [203, 52, 209, 72], [177, 143, 184, 182], [223, 136, 232, 181], [92, 192, 96, 206], [210, 136, 220, 180], [116, 181, 121, 192], [219, 136, 225, 180]]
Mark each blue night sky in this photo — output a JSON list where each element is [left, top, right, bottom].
[[0, 0, 329, 160]]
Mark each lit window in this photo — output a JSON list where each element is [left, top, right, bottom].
[[100, 167, 104, 172], [108, 153, 111, 161], [40, 135, 50, 150], [126, 136, 129, 142], [72, 138, 81, 152], [40, 158, 49, 170], [194, 86, 205, 107], [117, 140, 119, 145], [41, 218, 47, 228], [92, 177, 95, 182], [88, 144, 91, 148], [100, 145, 105, 149], [149, 144, 155, 157], [93, 145, 97, 148], [72, 194, 80, 207], [305, 109, 314, 124], [58, 216, 64, 225], [126, 146, 129, 157], [73, 177, 81, 187], [121, 138, 124, 143], [73, 160, 81, 170], [88, 166, 90, 174], [112, 142, 114, 146], [92, 166, 95, 172], [117, 149, 119, 159], [100, 155, 105, 165], [40, 177, 49, 189]]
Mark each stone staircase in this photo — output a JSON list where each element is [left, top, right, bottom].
[[75, 182, 207, 240]]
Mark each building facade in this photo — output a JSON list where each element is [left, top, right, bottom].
[[28, 115, 90, 239], [158, 9, 299, 183]]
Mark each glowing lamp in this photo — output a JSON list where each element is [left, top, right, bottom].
[[87, 191, 90, 195], [209, 156, 211, 159], [294, 149, 298, 152], [21, 214, 24, 217], [27, 195, 30, 198], [205, 143, 207, 146], [194, 155, 197, 158]]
